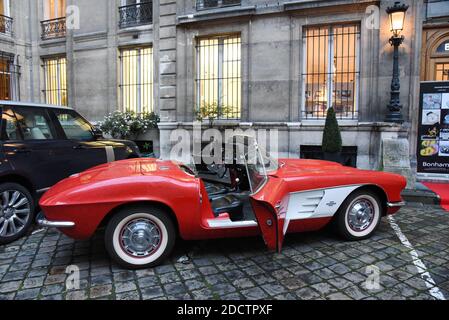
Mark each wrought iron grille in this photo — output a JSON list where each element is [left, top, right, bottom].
[[196, 35, 242, 120], [302, 24, 360, 120], [119, 1, 153, 28], [42, 57, 67, 106], [196, 0, 241, 10], [41, 17, 66, 40], [119, 47, 154, 113], [0, 53, 20, 101], [0, 14, 13, 36]]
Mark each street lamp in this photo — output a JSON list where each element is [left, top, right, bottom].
[[385, 1, 409, 123]]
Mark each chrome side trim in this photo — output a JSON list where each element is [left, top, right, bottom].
[[36, 213, 75, 229], [36, 187, 51, 194], [387, 201, 406, 208], [207, 219, 258, 229]]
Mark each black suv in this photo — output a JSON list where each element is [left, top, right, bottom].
[[0, 101, 141, 244]]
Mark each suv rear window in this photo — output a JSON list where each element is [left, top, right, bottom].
[[2, 107, 21, 141], [1, 106, 56, 141]]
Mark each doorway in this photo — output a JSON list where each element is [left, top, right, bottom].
[[421, 28, 449, 81]]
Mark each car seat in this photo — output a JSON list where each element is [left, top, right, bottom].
[[204, 181, 229, 198], [210, 194, 244, 221]]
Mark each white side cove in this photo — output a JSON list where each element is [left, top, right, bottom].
[[283, 185, 361, 235]]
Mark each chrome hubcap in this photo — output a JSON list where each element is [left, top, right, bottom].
[[120, 218, 161, 258], [0, 190, 31, 238], [347, 199, 375, 232]]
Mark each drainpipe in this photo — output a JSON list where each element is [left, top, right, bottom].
[[28, 0, 34, 102], [247, 17, 252, 122]]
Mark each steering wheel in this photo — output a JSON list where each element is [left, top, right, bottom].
[[206, 163, 228, 179]]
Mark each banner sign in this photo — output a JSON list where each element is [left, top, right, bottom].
[[417, 81, 449, 174]]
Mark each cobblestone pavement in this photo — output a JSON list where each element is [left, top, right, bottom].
[[0, 205, 448, 300]]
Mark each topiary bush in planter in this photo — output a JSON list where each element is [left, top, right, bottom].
[[322, 107, 343, 163]]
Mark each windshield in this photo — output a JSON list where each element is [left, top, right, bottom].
[[181, 156, 199, 177], [180, 135, 278, 193], [232, 136, 278, 194], [245, 150, 268, 194], [257, 145, 279, 173]]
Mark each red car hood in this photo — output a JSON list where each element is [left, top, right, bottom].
[[42, 158, 182, 200], [271, 158, 355, 177], [268, 158, 406, 192], [77, 158, 179, 178]]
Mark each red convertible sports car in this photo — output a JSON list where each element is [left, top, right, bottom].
[[38, 138, 407, 269]]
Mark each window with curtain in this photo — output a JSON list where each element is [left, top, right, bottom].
[[0, 0, 12, 35], [196, 34, 241, 120], [303, 24, 360, 119], [121, 0, 145, 6], [435, 63, 449, 81], [0, 53, 20, 101], [44, 0, 66, 20], [119, 47, 153, 113], [0, 0, 10, 16], [42, 56, 67, 106], [196, 0, 241, 10]]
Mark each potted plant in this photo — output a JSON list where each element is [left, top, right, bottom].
[[195, 102, 231, 128], [322, 107, 343, 164], [99, 110, 160, 157]]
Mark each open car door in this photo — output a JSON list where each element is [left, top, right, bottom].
[[250, 180, 289, 252], [243, 142, 289, 252]]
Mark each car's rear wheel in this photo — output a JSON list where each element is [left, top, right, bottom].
[[335, 190, 382, 241], [105, 206, 176, 269], [0, 183, 35, 245]]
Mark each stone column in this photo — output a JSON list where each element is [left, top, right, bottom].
[[29, 0, 42, 103], [106, 0, 119, 116], [158, 122, 179, 160], [157, 0, 178, 159], [66, 0, 75, 108]]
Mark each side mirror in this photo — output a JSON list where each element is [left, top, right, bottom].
[[92, 127, 103, 139]]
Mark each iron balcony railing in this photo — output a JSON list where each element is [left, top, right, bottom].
[[0, 14, 13, 36], [196, 0, 241, 10], [41, 17, 66, 40], [119, 1, 153, 28]]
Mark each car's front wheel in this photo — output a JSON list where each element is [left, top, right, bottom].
[[335, 190, 382, 241], [105, 206, 176, 269], [0, 183, 35, 245]]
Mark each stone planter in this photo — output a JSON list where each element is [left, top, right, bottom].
[[300, 145, 358, 168], [323, 151, 342, 164]]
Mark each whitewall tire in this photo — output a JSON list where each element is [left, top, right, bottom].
[[105, 206, 176, 269], [336, 190, 382, 241]]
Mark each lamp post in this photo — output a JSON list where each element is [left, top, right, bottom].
[[385, 1, 409, 123]]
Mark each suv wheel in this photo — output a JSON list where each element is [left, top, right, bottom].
[[0, 183, 35, 245]]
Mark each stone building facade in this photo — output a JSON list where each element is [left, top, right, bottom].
[[0, 0, 448, 181]]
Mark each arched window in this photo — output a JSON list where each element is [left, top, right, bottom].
[[421, 31, 449, 82], [433, 37, 449, 81]]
